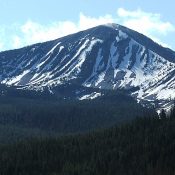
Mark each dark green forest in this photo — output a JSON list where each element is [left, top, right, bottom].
[[0, 89, 155, 143], [0, 104, 175, 174], [0, 84, 174, 175]]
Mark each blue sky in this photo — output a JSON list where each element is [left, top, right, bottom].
[[0, 0, 175, 51]]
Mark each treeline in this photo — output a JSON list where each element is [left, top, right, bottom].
[[0, 106, 175, 175], [0, 90, 155, 143]]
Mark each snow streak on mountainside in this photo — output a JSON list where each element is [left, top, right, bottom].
[[0, 23, 175, 108]]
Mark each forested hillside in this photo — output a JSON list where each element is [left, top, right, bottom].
[[0, 89, 155, 143], [0, 106, 175, 175]]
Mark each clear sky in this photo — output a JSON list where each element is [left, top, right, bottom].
[[0, 0, 175, 51]]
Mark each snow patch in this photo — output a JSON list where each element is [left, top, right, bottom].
[[79, 92, 101, 100], [3, 70, 30, 85]]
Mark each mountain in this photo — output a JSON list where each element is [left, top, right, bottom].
[[0, 23, 175, 108]]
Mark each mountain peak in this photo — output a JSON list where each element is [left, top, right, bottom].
[[0, 24, 175, 109], [102, 23, 120, 29]]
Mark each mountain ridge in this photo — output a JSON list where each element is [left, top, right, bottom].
[[0, 23, 175, 109]]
